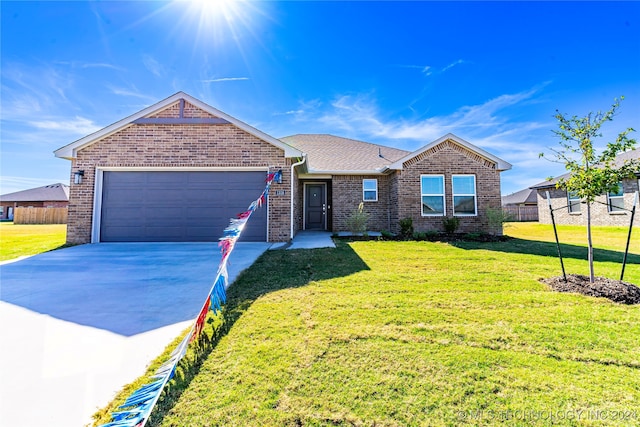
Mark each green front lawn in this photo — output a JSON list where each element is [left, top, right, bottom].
[[0, 222, 67, 261], [95, 223, 640, 426]]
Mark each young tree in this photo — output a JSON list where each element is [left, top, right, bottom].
[[540, 97, 638, 282]]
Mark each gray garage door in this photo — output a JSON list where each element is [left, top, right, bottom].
[[100, 171, 268, 242]]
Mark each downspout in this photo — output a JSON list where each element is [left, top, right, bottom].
[[290, 155, 307, 240]]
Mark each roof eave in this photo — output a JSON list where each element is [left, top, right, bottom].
[[387, 133, 512, 171], [53, 92, 303, 160], [305, 167, 390, 176]]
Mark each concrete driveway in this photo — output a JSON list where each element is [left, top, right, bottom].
[[0, 242, 271, 427]]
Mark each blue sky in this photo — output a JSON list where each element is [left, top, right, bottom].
[[2, 0, 639, 196]]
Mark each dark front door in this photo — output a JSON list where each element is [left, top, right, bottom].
[[305, 183, 326, 230]]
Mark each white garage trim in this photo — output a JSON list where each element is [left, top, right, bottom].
[[91, 166, 271, 243]]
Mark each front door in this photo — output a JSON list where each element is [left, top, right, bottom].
[[305, 183, 326, 230]]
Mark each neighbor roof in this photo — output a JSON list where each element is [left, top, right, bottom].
[[501, 188, 538, 205], [54, 92, 304, 160], [531, 148, 640, 189], [0, 183, 69, 202], [281, 134, 410, 173]]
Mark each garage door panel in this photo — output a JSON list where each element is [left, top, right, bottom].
[[100, 171, 267, 242], [107, 173, 147, 186], [186, 189, 225, 202]]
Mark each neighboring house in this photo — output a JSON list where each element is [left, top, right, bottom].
[[501, 188, 539, 221], [531, 148, 640, 226], [0, 183, 69, 220], [54, 92, 512, 244]]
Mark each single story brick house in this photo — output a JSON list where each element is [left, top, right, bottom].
[[0, 183, 69, 221], [501, 187, 539, 222], [54, 92, 512, 244], [531, 148, 640, 226]]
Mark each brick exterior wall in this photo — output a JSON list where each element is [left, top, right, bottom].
[[391, 140, 503, 235], [331, 175, 391, 232], [536, 178, 640, 226], [66, 100, 291, 244]]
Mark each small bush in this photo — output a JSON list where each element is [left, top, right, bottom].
[[486, 207, 515, 235], [464, 232, 483, 241], [346, 202, 370, 235], [425, 230, 439, 241], [412, 231, 427, 241], [442, 216, 460, 233], [380, 229, 395, 240], [399, 217, 414, 240]]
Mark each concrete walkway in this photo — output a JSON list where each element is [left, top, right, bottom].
[[286, 230, 335, 249], [0, 242, 270, 427]]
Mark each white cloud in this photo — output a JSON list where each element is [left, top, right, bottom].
[[441, 59, 467, 72], [202, 77, 249, 83], [279, 85, 557, 194], [28, 116, 101, 135], [108, 86, 156, 102], [142, 54, 164, 77], [81, 62, 125, 71]]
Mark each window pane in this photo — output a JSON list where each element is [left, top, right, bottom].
[[569, 200, 581, 213], [608, 183, 623, 197], [363, 179, 377, 190], [568, 192, 581, 213], [454, 196, 476, 215], [452, 176, 475, 194], [364, 190, 377, 201], [421, 176, 443, 194], [422, 196, 444, 215], [609, 196, 625, 212]]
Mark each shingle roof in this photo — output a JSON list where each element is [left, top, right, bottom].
[[531, 148, 640, 189], [280, 134, 410, 172], [501, 188, 538, 205], [0, 183, 69, 202]]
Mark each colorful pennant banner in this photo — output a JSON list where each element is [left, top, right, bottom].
[[99, 170, 282, 427]]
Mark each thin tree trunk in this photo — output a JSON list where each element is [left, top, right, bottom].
[[586, 201, 595, 282]]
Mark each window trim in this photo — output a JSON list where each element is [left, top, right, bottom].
[[567, 191, 581, 214], [420, 174, 445, 216], [607, 182, 625, 213], [452, 174, 477, 216], [362, 179, 378, 202]]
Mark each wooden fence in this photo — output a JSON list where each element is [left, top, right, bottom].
[[503, 205, 539, 222], [14, 207, 68, 224]]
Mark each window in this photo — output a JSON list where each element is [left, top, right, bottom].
[[608, 182, 625, 213], [567, 191, 581, 213], [363, 179, 378, 201], [421, 175, 445, 216], [452, 175, 477, 216]]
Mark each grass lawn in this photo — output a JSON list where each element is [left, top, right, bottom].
[[94, 223, 640, 426], [0, 222, 67, 261]]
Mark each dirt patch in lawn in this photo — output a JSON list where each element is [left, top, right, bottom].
[[541, 274, 640, 304]]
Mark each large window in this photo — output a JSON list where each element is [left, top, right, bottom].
[[568, 191, 581, 213], [421, 175, 445, 216], [363, 179, 378, 201], [608, 183, 625, 213], [452, 175, 477, 216]]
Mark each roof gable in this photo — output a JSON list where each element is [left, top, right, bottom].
[[54, 92, 303, 159], [388, 133, 512, 172], [0, 183, 69, 202]]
